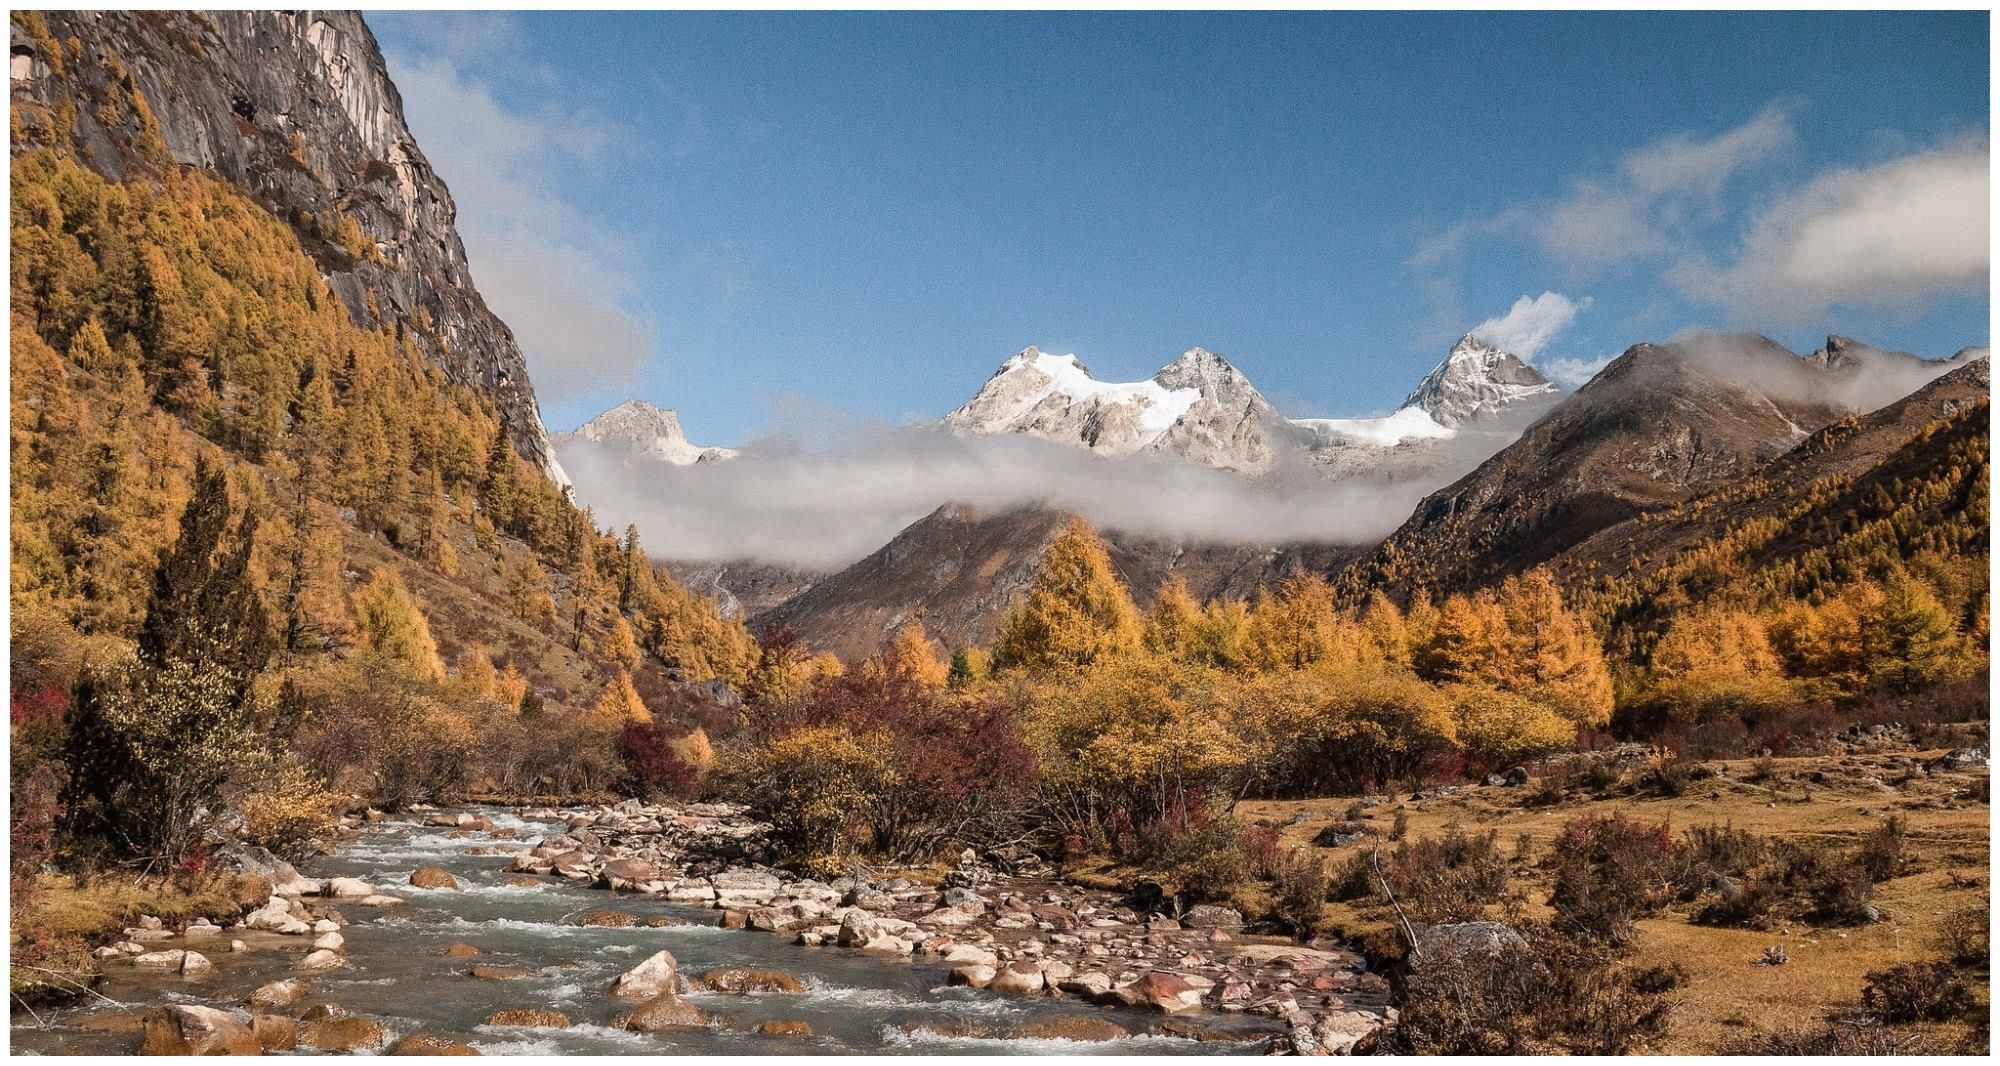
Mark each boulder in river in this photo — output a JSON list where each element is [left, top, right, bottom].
[[757, 1020, 814, 1038], [387, 1033, 482, 1055], [1181, 904, 1243, 930], [179, 950, 214, 978], [617, 993, 708, 1033], [1011, 1017, 1129, 1041], [578, 909, 637, 928], [313, 930, 344, 953], [444, 943, 482, 957], [608, 949, 682, 999], [131, 949, 187, 970], [1116, 971, 1204, 1013], [410, 867, 460, 890], [324, 877, 375, 898], [700, 967, 805, 994], [248, 978, 310, 1009], [140, 1005, 260, 1055], [301, 1015, 385, 1052], [988, 961, 1046, 995], [296, 948, 347, 973], [947, 964, 996, 989], [488, 1008, 571, 1028], [250, 1013, 297, 1051], [469, 964, 533, 981]]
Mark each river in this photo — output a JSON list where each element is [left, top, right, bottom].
[[12, 808, 1279, 1055]]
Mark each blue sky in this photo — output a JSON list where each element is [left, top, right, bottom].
[[372, 11, 1989, 445]]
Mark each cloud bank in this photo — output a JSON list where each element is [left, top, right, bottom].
[[557, 425, 1462, 571], [1472, 292, 1591, 357]]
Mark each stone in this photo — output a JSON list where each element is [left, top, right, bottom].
[[296, 949, 347, 973], [940, 943, 999, 968], [132, 949, 187, 970], [140, 1005, 259, 1055], [356, 894, 405, 908], [410, 867, 460, 890], [179, 950, 214, 977], [230, 940, 248, 953], [301, 1015, 385, 1052], [1181, 905, 1243, 930], [1058, 971, 1117, 1001], [1116, 971, 1204, 1013], [387, 1033, 482, 1055], [469, 964, 533, 981], [757, 1020, 814, 1038], [700, 967, 805, 994], [248, 978, 310, 1010], [245, 898, 310, 935], [324, 876, 375, 898], [597, 858, 658, 888], [609, 949, 681, 999], [988, 961, 1047, 995], [948, 964, 997, 989], [313, 930, 345, 953], [1411, 922, 1527, 968], [577, 909, 637, 928], [835, 909, 879, 947], [1010, 1017, 1129, 1041], [444, 943, 482, 957], [251, 1013, 298, 1051], [618, 993, 708, 1033], [313, 918, 340, 933], [487, 1009, 570, 1028]]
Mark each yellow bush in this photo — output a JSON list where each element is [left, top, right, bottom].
[[239, 766, 340, 863]]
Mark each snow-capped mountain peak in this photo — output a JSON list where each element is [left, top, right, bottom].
[[941, 346, 1206, 454], [1402, 333, 1558, 427], [554, 399, 739, 466]]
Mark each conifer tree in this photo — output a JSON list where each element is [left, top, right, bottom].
[[863, 622, 950, 688], [591, 668, 652, 724], [1862, 571, 1966, 695], [1493, 568, 1614, 726], [351, 569, 444, 681], [1143, 575, 1202, 660], [992, 517, 1141, 673]]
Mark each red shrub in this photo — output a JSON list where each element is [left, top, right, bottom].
[[617, 720, 697, 799]]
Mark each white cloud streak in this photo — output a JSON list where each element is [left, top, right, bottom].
[[1679, 140, 1989, 320], [1472, 292, 1590, 357], [380, 17, 655, 405]]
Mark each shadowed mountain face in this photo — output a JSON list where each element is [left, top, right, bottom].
[[1335, 332, 1980, 601], [751, 502, 1360, 660], [10, 10, 563, 479]]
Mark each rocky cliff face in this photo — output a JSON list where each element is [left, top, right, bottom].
[[9, 10, 564, 480]]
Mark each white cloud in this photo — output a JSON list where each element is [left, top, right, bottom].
[[1471, 292, 1590, 357], [1678, 141, 1989, 319], [1413, 103, 1798, 270], [379, 17, 654, 405], [1543, 355, 1614, 388]]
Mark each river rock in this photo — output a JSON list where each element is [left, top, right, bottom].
[[324, 877, 375, 898], [296, 949, 347, 973], [711, 868, 783, 903], [357, 894, 406, 908], [245, 898, 311, 935], [1011, 1017, 1129, 1041], [1181, 905, 1243, 930], [989, 961, 1047, 995], [578, 909, 637, 928], [132, 949, 187, 970], [179, 950, 214, 977], [140, 1005, 259, 1055], [757, 1020, 814, 1038], [947, 964, 996, 989], [251, 1013, 298, 1052], [444, 943, 482, 957], [1116, 971, 1204, 1013], [1297, 1009, 1385, 1055], [940, 943, 998, 968], [387, 1033, 482, 1055], [618, 993, 708, 1033], [596, 858, 658, 889], [700, 967, 805, 994], [248, 978, 310, 1009], [1058, 971, 1117, 1001], [302, 1015, 385, 1052], [313, 930, 345, 953], [608, 949, 681, 999], [410, 867, 460, 890], [488, 1009, 571, 1028]]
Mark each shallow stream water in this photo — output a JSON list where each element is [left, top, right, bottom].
[[12, 808, 1275, 1055]]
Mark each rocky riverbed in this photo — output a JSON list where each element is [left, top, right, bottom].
[[11, 804, 1391, 1055]]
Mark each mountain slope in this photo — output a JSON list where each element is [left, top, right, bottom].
[[753, 503, 1360, 660], [1334, 333, 1871, 599], [9, 10, 563, 478], [1401, 333, 1561, 427]]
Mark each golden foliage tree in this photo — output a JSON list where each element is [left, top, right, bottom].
[[992, 518, 1141, 673], [351, 570, 444, 682]]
